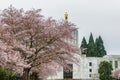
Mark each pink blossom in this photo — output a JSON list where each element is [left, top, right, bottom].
[[0, 5, 80, 79]]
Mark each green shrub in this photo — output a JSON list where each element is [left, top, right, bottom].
[[0, 68, 17, 80]]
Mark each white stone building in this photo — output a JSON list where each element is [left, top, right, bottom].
[[47, 54, 120, 80], [47, 13, 120, 80]]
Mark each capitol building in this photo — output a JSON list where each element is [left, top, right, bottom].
[[47, 54, 120, 80], [47, 13, 120, 80]]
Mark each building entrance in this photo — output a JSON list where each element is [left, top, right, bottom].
[[63, 64, 73, 79]]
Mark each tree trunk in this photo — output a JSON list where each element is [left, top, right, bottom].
[[22, 68, 30, 80], [30, 72, 39, 80]]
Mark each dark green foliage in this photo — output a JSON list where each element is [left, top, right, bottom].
[[81, 37, 87, 48], [98, 61, 113, 80], [0, 68, 6, 80], [0, 68, 17, 80], [112, 78, 119, 80], [87, 33, 97, 57], [95, 36, 106, 57], [98, 36, 106, 56], [95, 38, 100, 56], [30, 72, 39, 80], [81, 33, 107, 57], [95, 36, 107, 57], [80, 37, 87, 54]]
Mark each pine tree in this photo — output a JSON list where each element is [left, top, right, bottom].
[[81, 33, 107, 57], [87, 33, 96, 57], [96, 36, 106, 57], [80, 37, 87, 54], [95, 38, 100, 57]]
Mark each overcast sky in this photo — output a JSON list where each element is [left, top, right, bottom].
[[0, 0, 120, 55]]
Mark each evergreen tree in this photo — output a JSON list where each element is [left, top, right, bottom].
[[81, 33, 107, 57], [99, 36, 107, 56], [95, 38, 101, 57], [87, 33, 96, 57], [98, 61, 113, 80], [80, 37, 87, 54], [95, 36, 107, 57]]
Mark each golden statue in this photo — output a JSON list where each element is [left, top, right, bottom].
[[64, 12, 68, 22]]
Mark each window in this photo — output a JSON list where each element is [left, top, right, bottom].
[[72, 30, 78, 45], [115, 61, 118, 68], [89, 74, 91, 77], [89, 62, 92, 66], [63, 64, 73, 79], [89, 69, 92, 72]]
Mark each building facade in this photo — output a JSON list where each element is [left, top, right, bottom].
[[47, 12, 120, 80], [47, 54, 120, 80]]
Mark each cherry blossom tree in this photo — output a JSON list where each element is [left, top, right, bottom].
[[112, 69, 120, 79], [0, 5, 80, 80]]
